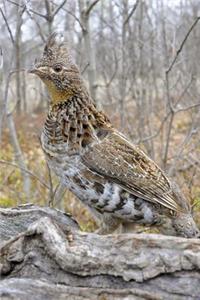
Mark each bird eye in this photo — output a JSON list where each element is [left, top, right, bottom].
[[53, 65, 62, 72]]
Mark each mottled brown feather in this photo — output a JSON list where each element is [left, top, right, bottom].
[[82, 131, 189, 213]]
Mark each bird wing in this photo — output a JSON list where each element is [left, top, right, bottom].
[[81, 130, 188, 213]]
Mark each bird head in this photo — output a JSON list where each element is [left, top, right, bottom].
[[29, 32, 83, 104]]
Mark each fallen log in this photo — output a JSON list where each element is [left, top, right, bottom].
[[0, 204, 200, 300]]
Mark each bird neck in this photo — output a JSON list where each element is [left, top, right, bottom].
[[45, 81, 73, 104], [49, 89, 95, 117], [47, 93, 112, 151], [49, 90, 112, 130], [45, 76, 91, 106]]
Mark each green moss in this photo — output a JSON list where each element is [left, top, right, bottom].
[[0, 197, 15, 207], [193, 197, 200, 211]]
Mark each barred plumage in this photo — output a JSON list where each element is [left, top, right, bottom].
[[29, 33, 199, 238]]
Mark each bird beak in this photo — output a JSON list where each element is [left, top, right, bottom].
[[28, 67, 42, 77], [28, 66, 48, 78], [28, 67, 37, 74]]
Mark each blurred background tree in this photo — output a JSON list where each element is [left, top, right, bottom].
[[0, 0, 200, 230]]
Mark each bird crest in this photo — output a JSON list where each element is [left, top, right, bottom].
[[39, 32, 74, 67]]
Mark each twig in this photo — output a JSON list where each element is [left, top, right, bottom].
[[46, 162, 54, 206], [168, 110, 200, 176], [166, 16, 200, 75], [175, 102, 200, 113], [81, 62, 89, 75], [53, 3, 85, 31], [138, 111, 171, 143], [0, 7, 14, 44], [0, 159, 50, 189], [0, 170, 14, 187], [163, 17, 200, 167], [123, 0, 140, 27], [7, 0, 46, 19], [86, 0, 100, 16], [23, 3, 46, 42], [0, 47, 2, 70], [138, 96, 198, 144], [9, 0, 68, 22], [51, 0, 67, 19], [106, 49, 119, 87]]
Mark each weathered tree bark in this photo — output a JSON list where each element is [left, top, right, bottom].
[[0, 204, 200, 300]]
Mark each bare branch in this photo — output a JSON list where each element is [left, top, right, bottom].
[[24, 7, 46, 42], [51, 0, 67, 19], [0, 47, 3, 70], [62, 7, 85, 31], [85, 0, 100, 16], [162, 17, 200, 166], [81, 62, 89, 74], [166, 16, 200, 74], [175, 102, 200, 113], [7, 0, 46, 19], [46, 162, 54, 205], [0, 159, 50, 190], [106, 49, 119, 87], [123, 0, 140, 27], [0, 7, 14, 44], [44, 0, 51, 20]]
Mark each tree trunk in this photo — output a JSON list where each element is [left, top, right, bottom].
[[15, 4, 23, 114], [78, 0, 98, 102], [0, 204, 200, 299]]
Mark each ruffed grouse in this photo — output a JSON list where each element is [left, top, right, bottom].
[[29, 33, 199, 238]]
